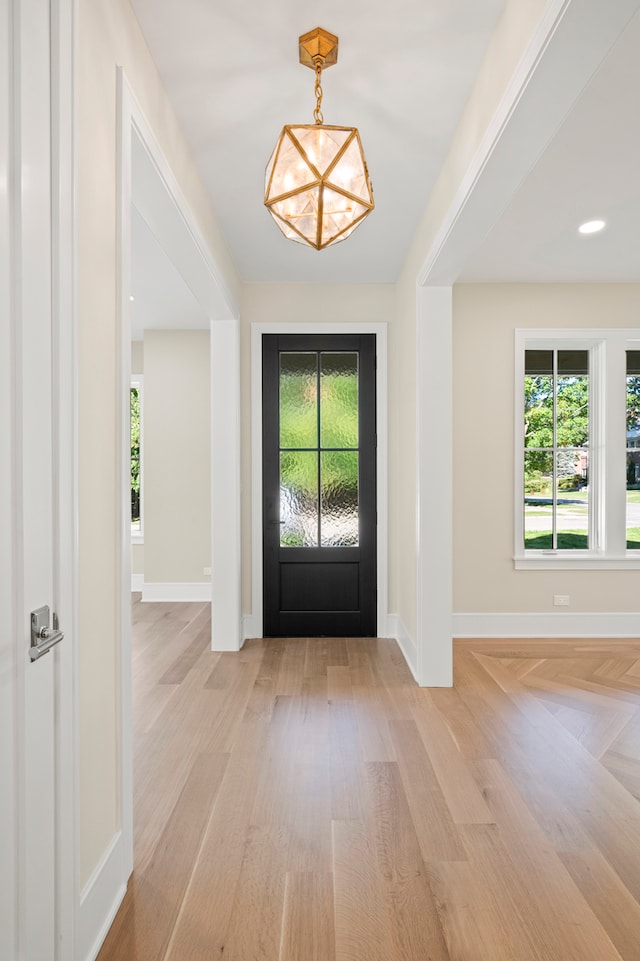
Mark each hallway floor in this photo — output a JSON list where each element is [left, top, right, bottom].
[[97, 598, 640, 960]]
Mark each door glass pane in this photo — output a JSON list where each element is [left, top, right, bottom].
[[280, 353, 317, 449], [556, 451, 589, 549], [524, 450, 553, 548], [626, 363, 640, 547], [280, 451, 318, 546], [321, 451, 358, 546], [320, 352, 358, 448]]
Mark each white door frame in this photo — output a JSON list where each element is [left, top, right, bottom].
[[249, 322, 389, 640], [116, 71, 241, 876], [1, 0, 78, 958]]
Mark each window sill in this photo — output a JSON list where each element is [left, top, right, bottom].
[[515, 552, 640, 570]]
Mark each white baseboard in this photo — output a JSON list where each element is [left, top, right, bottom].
[[387, 613, 419, 682], [242, 613, 261, 640], [79, 831, 127, 961], [141, 581, 212, 603], [131, 573, 144, 592], [453, 611, 640, 638]]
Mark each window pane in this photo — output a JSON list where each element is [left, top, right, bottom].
[[557, 374, 589, 447], [524, 375, 553, 448], [280, 451, 318, 546], [626, 453, 640, 548], [524, 450, 553, 548], [321, 451, 358, 546], [524, 350, 589, 551], [320, 352, 359, 449], [131, 386, 140, 532], [626, 368, 640, 548], [280, 353, 317, 449], [556, 451, 589, 549]]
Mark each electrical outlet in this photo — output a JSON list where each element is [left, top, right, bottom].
[[203, 566, 211, 576], [553, 594, 570, 607]]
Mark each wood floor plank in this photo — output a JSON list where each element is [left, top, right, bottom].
[[427, 859, 532, 961], [96, 751, 228, 961], [388, 720, 467, 862], [351, 687, 396, 763], [218, 824, 290, 961], [274, 637, 306, 696], [409, 695, 495, 825], [285, 679, 333, 873], [157, 620, 211, 685], [278, 872, 335, 961], [365, 761, 451, 961], [327, 664, 353, 700], [332, 818, 393, 961], [470, 758, 625, 961], [329, 698, 368, 820], [164, 719, 269, 961], [560, 846, 640, 960], [427, 683, 498, 759]]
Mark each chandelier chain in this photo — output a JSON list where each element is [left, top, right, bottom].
[[313, 61, 324, 125]]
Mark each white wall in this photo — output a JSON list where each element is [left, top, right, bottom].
[[144, 330, 211, 587], [388, 278, 418, 640], [453, 283, 640, 614], [77, 0, 239, 887], [389, 0, 550, 657]]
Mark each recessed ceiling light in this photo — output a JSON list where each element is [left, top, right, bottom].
[[578, 219, 606, 235]]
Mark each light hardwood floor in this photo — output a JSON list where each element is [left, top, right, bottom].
[[97, 598, 640, 961]]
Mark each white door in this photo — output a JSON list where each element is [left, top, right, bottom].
[[0, 2, 75, 959]]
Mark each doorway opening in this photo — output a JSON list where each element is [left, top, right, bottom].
[[117, 70, 240, 880]]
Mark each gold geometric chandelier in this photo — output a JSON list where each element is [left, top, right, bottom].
[[264, 27, 374, 251]]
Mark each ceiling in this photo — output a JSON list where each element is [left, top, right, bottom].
[[128, 0, 640, 334], [129, 0, 506, 285], [460, 8, 640, 283]]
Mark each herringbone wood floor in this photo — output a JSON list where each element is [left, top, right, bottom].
[[97, 600, 640, 961]]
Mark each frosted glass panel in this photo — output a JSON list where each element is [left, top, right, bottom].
[[320, 353, 358, 448], [321, 451, 358, 546], [280, 353, 317, 449], [280, 451, 318, 547]]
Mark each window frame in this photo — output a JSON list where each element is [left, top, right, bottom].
[[131, 374, 144, 544], [515, 328, 640, 570]]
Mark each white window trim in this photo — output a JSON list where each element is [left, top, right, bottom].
[[131, 373, 144, 544], [515, 328, 640, 570]]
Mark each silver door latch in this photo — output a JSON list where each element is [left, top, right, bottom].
[[30, 605, 64, 661]]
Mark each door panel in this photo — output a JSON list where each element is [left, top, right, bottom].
[[263, 334, 376, 637], [1, 2, 59, 958]]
